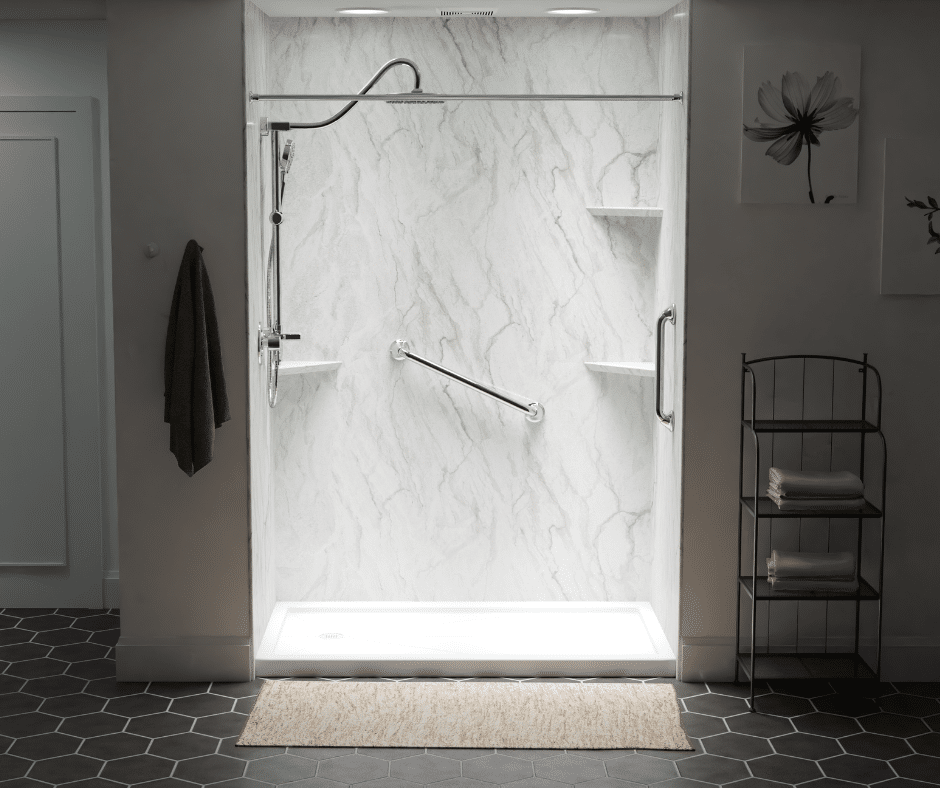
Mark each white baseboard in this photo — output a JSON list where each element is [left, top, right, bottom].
[[102, 571, 119, 609], [115, 636, 253, 682], [679, 635, 940, 682]]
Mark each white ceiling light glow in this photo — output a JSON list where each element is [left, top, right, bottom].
[[546, 7, 598, 14], [337, 7, 390, 13]]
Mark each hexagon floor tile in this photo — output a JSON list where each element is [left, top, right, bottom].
[[1, 608, 939, 786]]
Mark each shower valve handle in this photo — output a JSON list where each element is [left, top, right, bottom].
[[258, 325, 302, 363]]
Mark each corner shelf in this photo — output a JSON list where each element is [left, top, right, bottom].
[[585, 361, 655, 378], [279, 361, 341, 376], [736, 353, 887, 710], [587, 206, 663, 218]]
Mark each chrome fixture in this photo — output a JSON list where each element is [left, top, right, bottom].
[[259, 59, 428, 407], [655, 305, 676, 430], [253, 91, 683, 105], [263, 58, 426, 131], [385, 89, 445, 105], [391, 339, 544, 423], [260, 135, 303, 408]]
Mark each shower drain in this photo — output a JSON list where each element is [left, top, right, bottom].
[[319, 632, 343, 639]]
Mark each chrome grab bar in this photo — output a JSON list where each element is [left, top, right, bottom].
[[656, 305, 676, 431], [390, 339, 544, 423]]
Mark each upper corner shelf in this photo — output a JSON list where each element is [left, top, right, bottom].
[[587, 206, 663, 218], [585, 361, 655, 378], [279, 361, 341, 376]]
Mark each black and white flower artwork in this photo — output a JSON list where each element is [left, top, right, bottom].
[[881, 139, 940, 294], [741, 44, 861, 204]]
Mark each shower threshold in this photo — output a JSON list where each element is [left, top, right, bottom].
[[255, 601, 675, 677]]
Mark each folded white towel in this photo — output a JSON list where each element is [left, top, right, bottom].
[[768, 467, 864, 497], [767, 493, 867, 511], [767, 550, 856, 579], [767, 482, 861, 500], [769, 577, 860, 592]]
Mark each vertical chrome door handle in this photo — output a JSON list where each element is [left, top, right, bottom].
[[656, 304, 676, 430]]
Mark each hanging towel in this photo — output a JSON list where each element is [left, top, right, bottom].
[[768, 467, 864, 497], [164, 240, 231, 476], [766, 550, 856, 579]]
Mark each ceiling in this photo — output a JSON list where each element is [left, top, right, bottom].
[[253, 0, 682, 17]]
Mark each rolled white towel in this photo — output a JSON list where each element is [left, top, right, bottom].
[[768, 467, 864, 497], [767, 550, 856, 579]]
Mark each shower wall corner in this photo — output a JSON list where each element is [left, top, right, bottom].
[[648, 0, 690, 664], [245, 0, 278, 661]]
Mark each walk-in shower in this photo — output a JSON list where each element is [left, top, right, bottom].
[[245, 3, 690, 678]]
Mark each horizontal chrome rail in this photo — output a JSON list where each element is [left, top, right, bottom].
[[251, 92, 683, 103], [391, 339, 544, 423]]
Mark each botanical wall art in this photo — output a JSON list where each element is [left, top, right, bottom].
[[880, 138, 940, 295], [741, 44, 861, 204]]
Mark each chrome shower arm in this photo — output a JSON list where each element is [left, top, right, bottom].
[[264, 57, 422, 130]]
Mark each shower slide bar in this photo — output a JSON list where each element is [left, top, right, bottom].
[[252, 92, 682, 103], [390, 339, 545, 423]]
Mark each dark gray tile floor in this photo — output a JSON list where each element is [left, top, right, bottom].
[[1, 609, 938, 787]]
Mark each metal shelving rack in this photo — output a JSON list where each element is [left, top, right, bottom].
[[735, 354, 887, 711]]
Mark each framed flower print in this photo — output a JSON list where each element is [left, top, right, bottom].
[[741, 44, 861, 205]]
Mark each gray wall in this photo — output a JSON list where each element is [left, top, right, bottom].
[[108, 0, 252, 681], [682, 0, 940, 680], [0, 19, 118, 607]]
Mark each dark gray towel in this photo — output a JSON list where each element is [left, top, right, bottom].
[[164, 240, 231, 476]]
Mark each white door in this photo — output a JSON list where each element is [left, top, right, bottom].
[[0, 97, 105, 606]]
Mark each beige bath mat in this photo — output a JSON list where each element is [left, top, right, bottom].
[[238, 680, 692, 750]]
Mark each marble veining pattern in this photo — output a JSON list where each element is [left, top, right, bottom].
[[267, 17, 663, 603]]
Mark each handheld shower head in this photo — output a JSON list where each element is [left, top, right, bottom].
[[385, 89, 445, 105], [280, 139, 296, 174]]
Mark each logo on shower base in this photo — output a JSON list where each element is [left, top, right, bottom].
[[319, 632, 344, 639]]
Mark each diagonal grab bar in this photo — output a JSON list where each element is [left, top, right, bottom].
[[390, 339, 544, 423]]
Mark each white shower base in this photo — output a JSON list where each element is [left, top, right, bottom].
[[255, 601, 675, 677]]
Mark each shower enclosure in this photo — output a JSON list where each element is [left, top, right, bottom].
[[244, 0, 689, 677]]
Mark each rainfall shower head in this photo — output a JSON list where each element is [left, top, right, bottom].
[[280, 139, 296, 174], [385, 89, 446, 105]]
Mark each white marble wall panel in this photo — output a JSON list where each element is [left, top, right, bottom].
[[267, 17, 663, 602], [246, 1, 278, 654]]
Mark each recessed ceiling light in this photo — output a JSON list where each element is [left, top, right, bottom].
[[337, 7, 389, 14], [546, 7, 598, 14]]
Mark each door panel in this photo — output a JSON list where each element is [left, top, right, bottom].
[[0, 137, 68, 565], [0, 98, 104, 606]]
